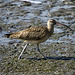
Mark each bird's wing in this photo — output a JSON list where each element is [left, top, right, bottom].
[[19, 26, 49, 40]]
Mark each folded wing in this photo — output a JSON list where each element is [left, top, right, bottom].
[[19, 26, 48, 40]]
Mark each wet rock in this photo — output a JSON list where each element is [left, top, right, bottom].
[[33, 10, 41, 16], [0, 27, 2, 31], [22, 1, 31, 6], [71, 0, 75, 1], [8, 41, 16, 45]]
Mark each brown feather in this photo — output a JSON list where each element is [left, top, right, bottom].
[[9, 32, 21, 39], [7, 25, 54, 41], [19, 26, 50, 40]]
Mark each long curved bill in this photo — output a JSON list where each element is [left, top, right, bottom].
[[56, 22, 72, 31]]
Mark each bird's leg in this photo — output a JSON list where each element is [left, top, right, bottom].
[[18, 43, 29, 59], [36, 44, 46, 58]]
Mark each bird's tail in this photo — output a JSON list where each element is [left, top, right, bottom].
[[4, 34, 12, 38]]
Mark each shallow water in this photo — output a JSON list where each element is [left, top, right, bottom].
[[0, 0, 74, 39], [0, 0, 75, 74]]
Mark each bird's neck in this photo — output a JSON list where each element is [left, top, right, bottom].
[[47, 23, 54, 32]]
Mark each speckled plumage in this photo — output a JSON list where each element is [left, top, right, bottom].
[[5, 19, 57, 59], [9, 24, 54, 43], [5, 19, 72, 59]]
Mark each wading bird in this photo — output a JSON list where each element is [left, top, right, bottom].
[[5, 19, 72, 59]]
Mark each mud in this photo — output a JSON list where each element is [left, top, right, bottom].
[[0, 0, 75, 74]]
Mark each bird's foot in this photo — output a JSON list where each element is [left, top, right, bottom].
[[43, 56, 47, 59], [18, 56, 22, 60]]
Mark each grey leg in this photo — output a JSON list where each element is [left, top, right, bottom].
[[18, 43, 29, 59], [37, 44, 45, 57]]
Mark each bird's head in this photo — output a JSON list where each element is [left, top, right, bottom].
[[47, 19, 56, 26], [47, 19, 72, 31]]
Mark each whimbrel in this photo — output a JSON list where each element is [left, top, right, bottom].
[[5, 19, 72, 59]]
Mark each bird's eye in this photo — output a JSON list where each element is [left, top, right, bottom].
[[50, 19, 53, 22]]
